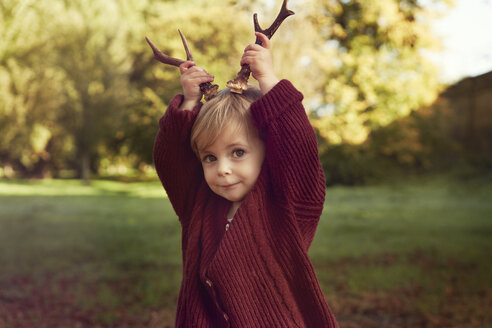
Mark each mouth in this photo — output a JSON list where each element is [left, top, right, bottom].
[[221, 182, 240, 189]]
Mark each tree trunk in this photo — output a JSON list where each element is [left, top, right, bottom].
[[81, 150, 91, 185]]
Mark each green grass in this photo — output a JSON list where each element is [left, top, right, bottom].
[[315, 177, 492, 261], [0, 179, 182, 325], [0, 176, 491, 327], [313, 176, 492, 326]]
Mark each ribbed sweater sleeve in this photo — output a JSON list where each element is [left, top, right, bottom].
[[153, 95, 202, 222], [250, 80, 326, 220]]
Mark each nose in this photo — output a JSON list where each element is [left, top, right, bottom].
[[217, 159, 232, 176]]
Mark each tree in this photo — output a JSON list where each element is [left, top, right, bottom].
[[304, 0, 452, 144], [0, 0, 67, 177], [1, 0, 454, 181], [0, 0, 257, 179], [47, 0, 137, 183]]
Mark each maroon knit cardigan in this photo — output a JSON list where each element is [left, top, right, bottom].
[[154, 80, 339, 327]]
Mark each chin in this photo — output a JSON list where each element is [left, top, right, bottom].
[[223, 193, 246, 203], [225, 196, 242, 202]]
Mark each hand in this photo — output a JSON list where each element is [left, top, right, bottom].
[[240, 32, 279, 94], [179, 61, 214, 110]]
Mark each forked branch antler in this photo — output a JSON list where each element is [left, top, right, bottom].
[[227, 0, 294, 93], [145, 30, 219, 101]]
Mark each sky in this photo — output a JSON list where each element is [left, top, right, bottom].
[[431, 0, 492, 83], [263, 0, 492, 84]]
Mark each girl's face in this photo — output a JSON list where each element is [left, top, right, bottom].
[[198, 124, 265, 204]]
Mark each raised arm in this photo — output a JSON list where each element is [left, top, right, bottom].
[[250, 81, 326, 218], [244, 33, 325, 219], [153, 97, 202, 221], [153, 61, 214, 221]]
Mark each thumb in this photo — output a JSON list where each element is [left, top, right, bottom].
[[179, 61, 195, 74], [255, 32, 271, 49]]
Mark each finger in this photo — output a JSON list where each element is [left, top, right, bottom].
[[243, 48, 264, 57], [187, 69, 213, 79], [195, 75, 214, 84], [255, 32, 271, 49], [186, 66, 207, 75], [244, 43, 263, 53], [185, 76, 214, 88], [186, 72, 214, 83], [240, 54, 255, 66], [181, 67, 207, 81], [179, 61, 195, 74]]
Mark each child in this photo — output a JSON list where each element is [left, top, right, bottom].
[[154, 32, 339, 327]]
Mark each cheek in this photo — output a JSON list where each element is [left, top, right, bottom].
[[202, 166, 215, 186], [243, 160, 263, 182]]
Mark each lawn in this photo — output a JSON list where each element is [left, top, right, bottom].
[[0, 176, 491, 327]]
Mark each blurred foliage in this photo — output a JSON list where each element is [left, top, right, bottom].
[[0, 0, 462, 182], [0, 0, 253, 179], [306, 0, 452, 144], [318, 102, 470, 186]]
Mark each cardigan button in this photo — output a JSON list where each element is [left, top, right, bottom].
[[205, 279, 213, 287], [223, 313, 229, 321]]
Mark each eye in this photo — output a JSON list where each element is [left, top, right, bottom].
[[232, 149, 245, 158], [202, 154, 217, 163]]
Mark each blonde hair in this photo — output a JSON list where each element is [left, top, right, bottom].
[[190, 86, 263, 156]]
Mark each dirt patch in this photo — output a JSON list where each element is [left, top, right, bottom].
[[0, 273, 163, 328], [331, 287, 492, 328], [0, 274, 96, 328], [1, 262, 490, 327]]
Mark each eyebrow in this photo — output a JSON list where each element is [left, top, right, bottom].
[[227, 142, 247, 149]]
